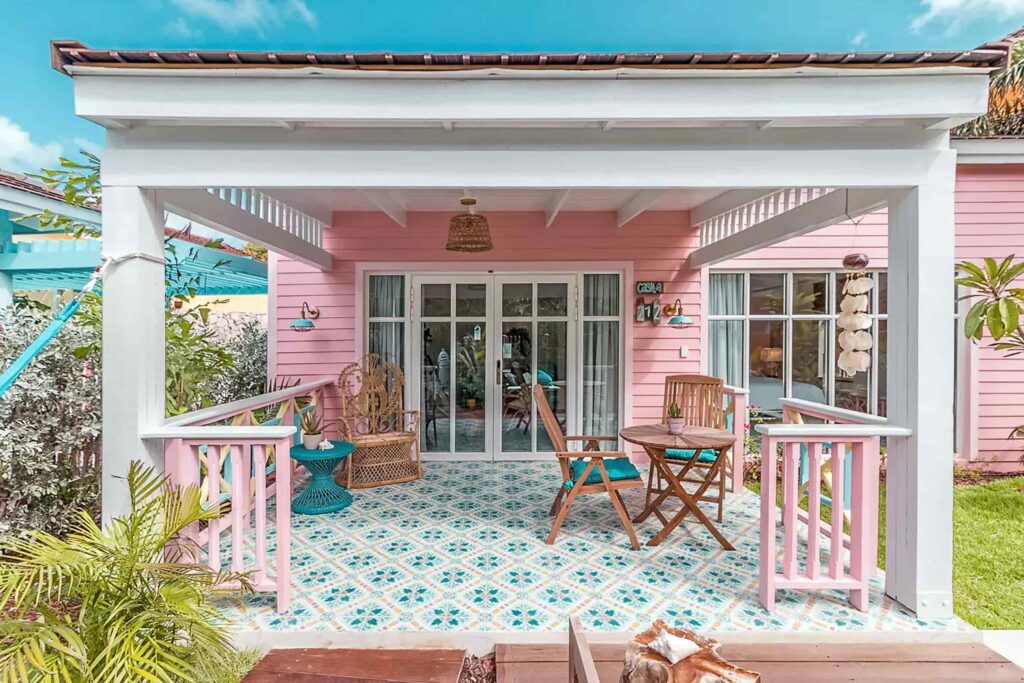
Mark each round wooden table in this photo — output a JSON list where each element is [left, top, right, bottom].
[[620, 423, 736, 550]]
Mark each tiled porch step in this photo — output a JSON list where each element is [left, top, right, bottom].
[[243, 647, 466, 682], [496, 642, 1024, 683]]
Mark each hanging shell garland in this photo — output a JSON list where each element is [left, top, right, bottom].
[[837, 253, 873, 376]]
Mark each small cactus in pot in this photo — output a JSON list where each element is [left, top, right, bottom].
[[300, 409, 324, 449], [666, 402, 686, 435]]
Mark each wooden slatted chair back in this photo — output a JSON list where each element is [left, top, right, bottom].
[[663, 374, 725, 429], [534, 384, 572, 479]]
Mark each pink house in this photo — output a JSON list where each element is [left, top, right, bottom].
[[270, 145, 1024, 472], [53, 37, 1014, 637]]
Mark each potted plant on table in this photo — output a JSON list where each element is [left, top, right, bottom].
[[666, 402, 686, 435], [300, 410, 323, 449]]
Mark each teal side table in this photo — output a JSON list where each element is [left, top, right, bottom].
[[289, 441, 356, 514]]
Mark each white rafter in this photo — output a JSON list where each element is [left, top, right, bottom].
[[161, 188, 332, 270], [616, 189, 667, 227], [545, 189, 571, 228], [689, 187, 889, 267], [690, 189, 776, 226], [360, 190, 407, 227]]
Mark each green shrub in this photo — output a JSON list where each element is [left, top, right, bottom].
[[0, 305, 101, 538]]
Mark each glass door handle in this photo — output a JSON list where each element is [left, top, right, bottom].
[[496, 360, 501, 386]]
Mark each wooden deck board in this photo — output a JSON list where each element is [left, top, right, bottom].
[[496, 642, 1024, 683], [243, 648, 466, 683]]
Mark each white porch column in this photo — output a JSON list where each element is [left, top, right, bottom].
[[101, 186, 165, 520], [885, 173, 956, 619]]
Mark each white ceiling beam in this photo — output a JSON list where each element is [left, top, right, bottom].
[[617, 190, 667, 227], [101, 136, 957, 191], [545, 189, 571, 228], [160, 189, 332, 270], [360, 190, 407, 227], [690, 189, 777, 226], [689, 188, 889, 267]]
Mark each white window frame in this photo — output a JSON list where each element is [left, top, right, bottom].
[[708, 270, 888, 416]]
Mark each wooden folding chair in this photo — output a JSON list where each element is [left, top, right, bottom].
[[534, 384, 644, 551], [645, 374, 729, 522]]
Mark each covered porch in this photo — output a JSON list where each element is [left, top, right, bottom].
[[216, 460, 961, 635], [51, 39, 1001, 632]]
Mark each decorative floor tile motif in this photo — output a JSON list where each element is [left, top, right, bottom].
[[215, 462, 970, 633]]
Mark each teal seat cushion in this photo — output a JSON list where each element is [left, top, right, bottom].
[[664, 448, 718, 464], [566, 457, 641, 488]]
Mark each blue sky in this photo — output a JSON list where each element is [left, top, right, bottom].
[[1, 0, 1023, 174]]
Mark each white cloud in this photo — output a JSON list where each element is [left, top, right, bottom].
[[851, 29, 867, 47], [912, 0, 1024, 32], [0, 116, 62, 173], [169, 0, 317, 33], [164, 17, 201, 39]]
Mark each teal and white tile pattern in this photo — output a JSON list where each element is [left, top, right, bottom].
[[216, 462, 968, 633]]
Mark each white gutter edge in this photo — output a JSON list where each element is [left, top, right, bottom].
[[63, 64, 999, 80], [952, 138, 1024, 163]]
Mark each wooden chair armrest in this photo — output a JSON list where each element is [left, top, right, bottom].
[[555, 451, 628, 459], [564, 435, 618, 442]]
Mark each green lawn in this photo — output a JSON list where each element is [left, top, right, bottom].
[[952, 476, 1024, 629], [747, 476, 1024, 629]]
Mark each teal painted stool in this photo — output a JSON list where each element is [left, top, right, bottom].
[[289, 441, 356, 514]]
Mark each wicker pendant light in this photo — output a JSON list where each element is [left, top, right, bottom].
[[446, 197, 493, 252]]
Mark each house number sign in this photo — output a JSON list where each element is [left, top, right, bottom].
[[635, 281, 663, 295]]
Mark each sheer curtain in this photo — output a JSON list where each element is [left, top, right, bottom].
[[582, 275, 620, 441], [368, 275, 405, 370], [709, 274, 744, 387]]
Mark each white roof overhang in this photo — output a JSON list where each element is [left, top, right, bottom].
[[68, 65, 992, 133]]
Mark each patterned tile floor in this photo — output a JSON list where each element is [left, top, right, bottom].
[[216, 462, 969, 634]]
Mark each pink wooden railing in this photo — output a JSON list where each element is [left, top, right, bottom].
[[145, 378, 333, 613], [723, 385, 748, 493], [757, 398, 910, 612]]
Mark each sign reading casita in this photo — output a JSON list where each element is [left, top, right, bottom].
[[635, 281, 664, 295]]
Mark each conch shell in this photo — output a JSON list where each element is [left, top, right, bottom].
[[621, 620, 760, 683]]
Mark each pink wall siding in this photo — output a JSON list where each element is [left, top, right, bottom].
[[272, 210, 704, 448], [723, 164, 1024, 470], [271, 167, 1024, 470]]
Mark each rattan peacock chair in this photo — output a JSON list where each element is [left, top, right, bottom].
[[335, 354, 422, 489]]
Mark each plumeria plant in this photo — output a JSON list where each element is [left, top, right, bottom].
[[957, 256, 1024, 459]]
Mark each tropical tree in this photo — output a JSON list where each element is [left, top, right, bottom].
[[21, 152, 237, 415], [957, 256, 1024, 458], [954, 38, 1024, 138], [0, 461, 250, 682]]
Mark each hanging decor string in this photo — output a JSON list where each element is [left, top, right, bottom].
[[837, 189, 873, 376]]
